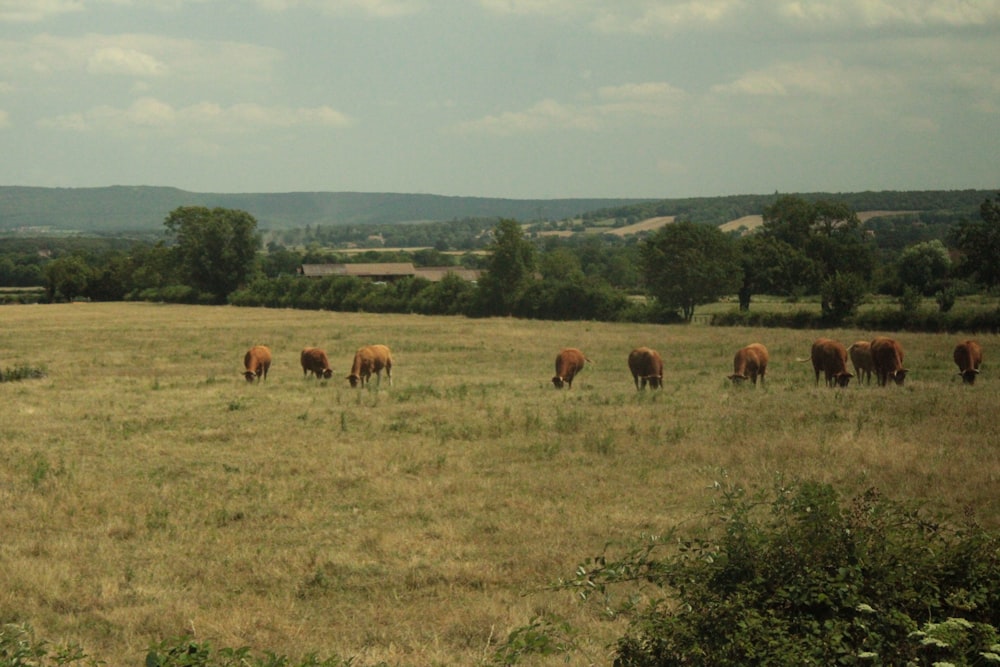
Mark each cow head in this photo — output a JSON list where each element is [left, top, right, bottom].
[[552, 375, 565, 389], [890, 369, 909, 386], [959, 369, 980, 384], [347, 373, 360, 387], [244, 370, 258, 382], [728, 374, 748, 385], [835, 372, 853, 388], [646, 376, 663, 389], [321, 368, 333, 379]]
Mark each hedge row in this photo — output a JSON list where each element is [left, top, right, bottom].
[[711, 307, 1000, 334]]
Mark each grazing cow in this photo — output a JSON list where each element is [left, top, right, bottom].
[[811, 338, 853, 387], [953, 340, 983, 384], [728, 343, 768, 386], [848, 341, 875, 385], [243, 345, 271, 383], [552, 348, 589, 389], [628, 347, 663, 390], [870, 336, 908, 386], [347, 344, 393, 388], [300, 347, 334, 379]]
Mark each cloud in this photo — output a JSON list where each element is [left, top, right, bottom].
[[87, 46, 168, 76], [456, 81, 690, 135], [0, 0, 83, 23], [455, 99, 600, 135], [478, 0, 1000, 35], [0, 109, 9, 127], [38, 97, 354, 132], [254, 0, 423, 17], [0, 33, 281, 84], [776, 1, 1000, 30], [712, 58, 899, 97]]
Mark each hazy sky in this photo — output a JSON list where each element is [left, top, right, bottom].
[[1, 1, 998, 199]]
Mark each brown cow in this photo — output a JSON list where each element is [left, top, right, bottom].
[[953, 340, 983, 384], [628, 347, 663, 390], [300, 347, 333, 379], [552, 348, 589, 389], [848, 341, 874, 385], [870, 336, 908, 386], [243, 345, 271, 383], [347, 344, 393, 387], [811, 338, 853, 387], [728, 343, 768, 386]]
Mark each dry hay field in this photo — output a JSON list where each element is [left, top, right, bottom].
[[2, 303, 999, 666]]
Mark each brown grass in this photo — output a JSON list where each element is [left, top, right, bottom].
[[1, 303, 998, 665]]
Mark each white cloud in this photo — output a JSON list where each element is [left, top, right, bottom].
[[87, 46, 168, 76], [776, 0, 1000, 29], [0, 33, 281, 84], [38, 97, 354, 132], [478, 0, 1000, 35], [0, 108, 9, 127], [712, 58, 900, 97], [0, 0, 83, 23], [456, 81, 689, 135], [254, 0, 423, 17], [455, 98, 599, 135]]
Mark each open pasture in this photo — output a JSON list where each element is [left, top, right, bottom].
[[1, 303, 999, 666]]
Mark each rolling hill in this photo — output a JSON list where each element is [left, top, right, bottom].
[[0, 186, 649, 234], [0, 185, 992, 236]]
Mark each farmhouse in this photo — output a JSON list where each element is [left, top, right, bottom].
[[298, 263, 480, 283]]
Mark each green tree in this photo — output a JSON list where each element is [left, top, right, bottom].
[[761, 195, 874, 315], [640, 221, 741, 322], [163, 206, 261, 303], [736, 233, 813, 311], [948, 193, 1000, 288], [896, 239, 951, 296], [43, 255, 93, 302], [475, 219, 536, 316]]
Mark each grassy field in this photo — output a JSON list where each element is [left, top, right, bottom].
[[2, 303, 999, 666]]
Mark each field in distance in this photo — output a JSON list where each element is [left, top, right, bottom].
[[2, 303, 998, 666]]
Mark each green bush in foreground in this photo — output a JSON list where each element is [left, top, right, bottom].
[[517, 479, 1000, 666], [0, 365, 46, 382], [0, 626, 370, 667]]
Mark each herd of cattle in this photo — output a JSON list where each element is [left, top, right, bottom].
[[242, 343, 393, 387], [553, 336, 983, 390], [242, 337, 984, 391], [723, 336, 983, 388]]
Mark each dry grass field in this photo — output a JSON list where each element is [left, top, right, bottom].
[[2, 303, 999, 666]]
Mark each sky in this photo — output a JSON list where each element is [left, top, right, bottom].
[[1, 1, 998, 200]]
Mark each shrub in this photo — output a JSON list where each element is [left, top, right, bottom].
[[0, 365, 46, 382], [553, 479, 1000, 667]]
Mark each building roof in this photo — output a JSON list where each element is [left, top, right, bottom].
[[299, 263, 480, 282]]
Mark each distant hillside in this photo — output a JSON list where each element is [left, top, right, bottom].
[[0, 185, 993, 236], [0, 186, 650, 234], [585, 189, 995, 227]]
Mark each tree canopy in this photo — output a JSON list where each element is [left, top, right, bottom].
[[164, 206, 261, 303], [640, 221, 742, 322]]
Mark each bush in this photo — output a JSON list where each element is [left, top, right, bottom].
[[553, 479, 1000, 667], [0, 365, 46, 382]]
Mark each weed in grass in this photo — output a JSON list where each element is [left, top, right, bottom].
[[145, 507, 170, 531], [584, 430, 616, 456]]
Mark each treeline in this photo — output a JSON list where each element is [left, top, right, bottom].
[[6, 194, 1000, 333], [585, 188, 989, 227]]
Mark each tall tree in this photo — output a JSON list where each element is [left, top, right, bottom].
[[164, 207, 261, 303], [948, 193, 1000, 288], [475, 219, 536, 316], [896, 240, 951, 296], [640, 221, 741, 322], [760, 195, 875, 315]]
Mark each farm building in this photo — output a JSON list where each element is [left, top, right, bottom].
[[297, 263, 480, 283]]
